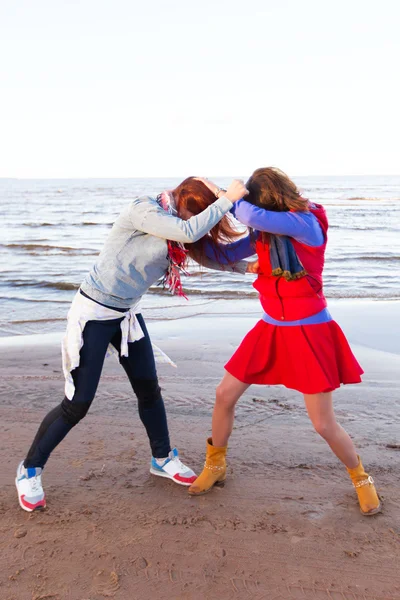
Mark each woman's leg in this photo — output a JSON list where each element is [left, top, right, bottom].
[[211, 371, 250, 447], [111, 314, 171, 459], [303, 392, 358, 468], [24, 319, 121, 469], [304, 391, 381, 515], [188, 372, 249, 495], [112, 314, 196, 485]]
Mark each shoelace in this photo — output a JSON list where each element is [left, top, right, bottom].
[[171, 456, 190, 473], [28, 474, 42, 494]]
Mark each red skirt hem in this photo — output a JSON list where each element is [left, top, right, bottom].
[[224, 319, 363, 395]]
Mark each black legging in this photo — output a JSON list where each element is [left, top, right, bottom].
[[24, 314, 171, 468]]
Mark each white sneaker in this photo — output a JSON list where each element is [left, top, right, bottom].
[[15, 461, 46, 512], [150, 448, 197, 486]]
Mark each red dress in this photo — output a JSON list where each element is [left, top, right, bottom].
[[225, 205, 363, 394]]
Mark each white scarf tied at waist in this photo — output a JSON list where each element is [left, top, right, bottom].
[[62, 292, 176, 400]]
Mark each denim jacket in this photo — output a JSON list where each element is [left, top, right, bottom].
[[81, 194, 253, 308]]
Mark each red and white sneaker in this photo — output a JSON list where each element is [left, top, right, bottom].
[[150, 448, 197, 486], [15, 461, 46, 512]]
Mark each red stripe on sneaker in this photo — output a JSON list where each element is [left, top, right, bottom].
[[173, 474, 197, 484], [21, 495, 46, 510]]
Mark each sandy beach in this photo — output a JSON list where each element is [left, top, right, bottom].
[[1, 300, 399, 600]]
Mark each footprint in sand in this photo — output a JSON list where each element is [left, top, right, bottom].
[[91, 569, 120, 597]]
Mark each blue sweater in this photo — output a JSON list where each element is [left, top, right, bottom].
[[204, 234, 256, 264], [231, 199, 324, 246]]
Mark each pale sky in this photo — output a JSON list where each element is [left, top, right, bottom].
[[1, 0, 399, 178]]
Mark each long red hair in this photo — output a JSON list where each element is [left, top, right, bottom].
[[172, 177, 242, 265]]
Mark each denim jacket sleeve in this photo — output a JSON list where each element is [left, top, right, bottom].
[[128, 195, 234, 243]]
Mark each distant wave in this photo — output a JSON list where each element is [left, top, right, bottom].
[[21, 221, 113, 227], [82, 221, 113, 226], [0, 295, 71, 303], [330, 255, 400, 262], [329, 225, 399, 232], [0, 243, 98, 255], [348, 196, 400, 201], [301, 187, 359, 192], [6, 280, 79, 291], [9, 317, 66, 325], [2, 243, 72, 250], [148, 287, 258, 299], [22, 222, 56, 227], [326, 289, 400, 299]]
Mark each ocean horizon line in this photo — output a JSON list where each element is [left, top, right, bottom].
[[1, 173, 400, 182]]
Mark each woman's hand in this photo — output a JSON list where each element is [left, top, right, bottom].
[[225, 179, 249, 203], [246, 259, 259, 274]]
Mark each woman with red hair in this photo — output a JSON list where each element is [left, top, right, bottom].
[[189, 168, 381, 517], [16, 177, 253, 512]]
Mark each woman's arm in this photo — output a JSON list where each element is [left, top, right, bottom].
[[204, 235, 256, 265], [231, 199, 324, 246], [194, 236, 256, 273], [196, 256, 248, 274], [128, 196, 234, 244]]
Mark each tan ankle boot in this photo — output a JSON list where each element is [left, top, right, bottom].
[[188, 438, 227, 496], [347, 456, 381, 516]]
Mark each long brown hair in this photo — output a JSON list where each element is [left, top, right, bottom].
[[172, 177, 242, 265], [246, 167, 309, 243]]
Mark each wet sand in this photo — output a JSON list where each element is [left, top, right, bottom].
[[1, 302, 400, 600]]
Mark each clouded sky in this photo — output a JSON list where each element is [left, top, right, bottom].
[[1, 0, 399, 178]]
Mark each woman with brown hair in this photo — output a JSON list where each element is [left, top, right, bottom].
[[189, 168, 381, 517], [16, 177, 253, 512]]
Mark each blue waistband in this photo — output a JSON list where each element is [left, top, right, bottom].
[[262, 307, 332, 327]]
